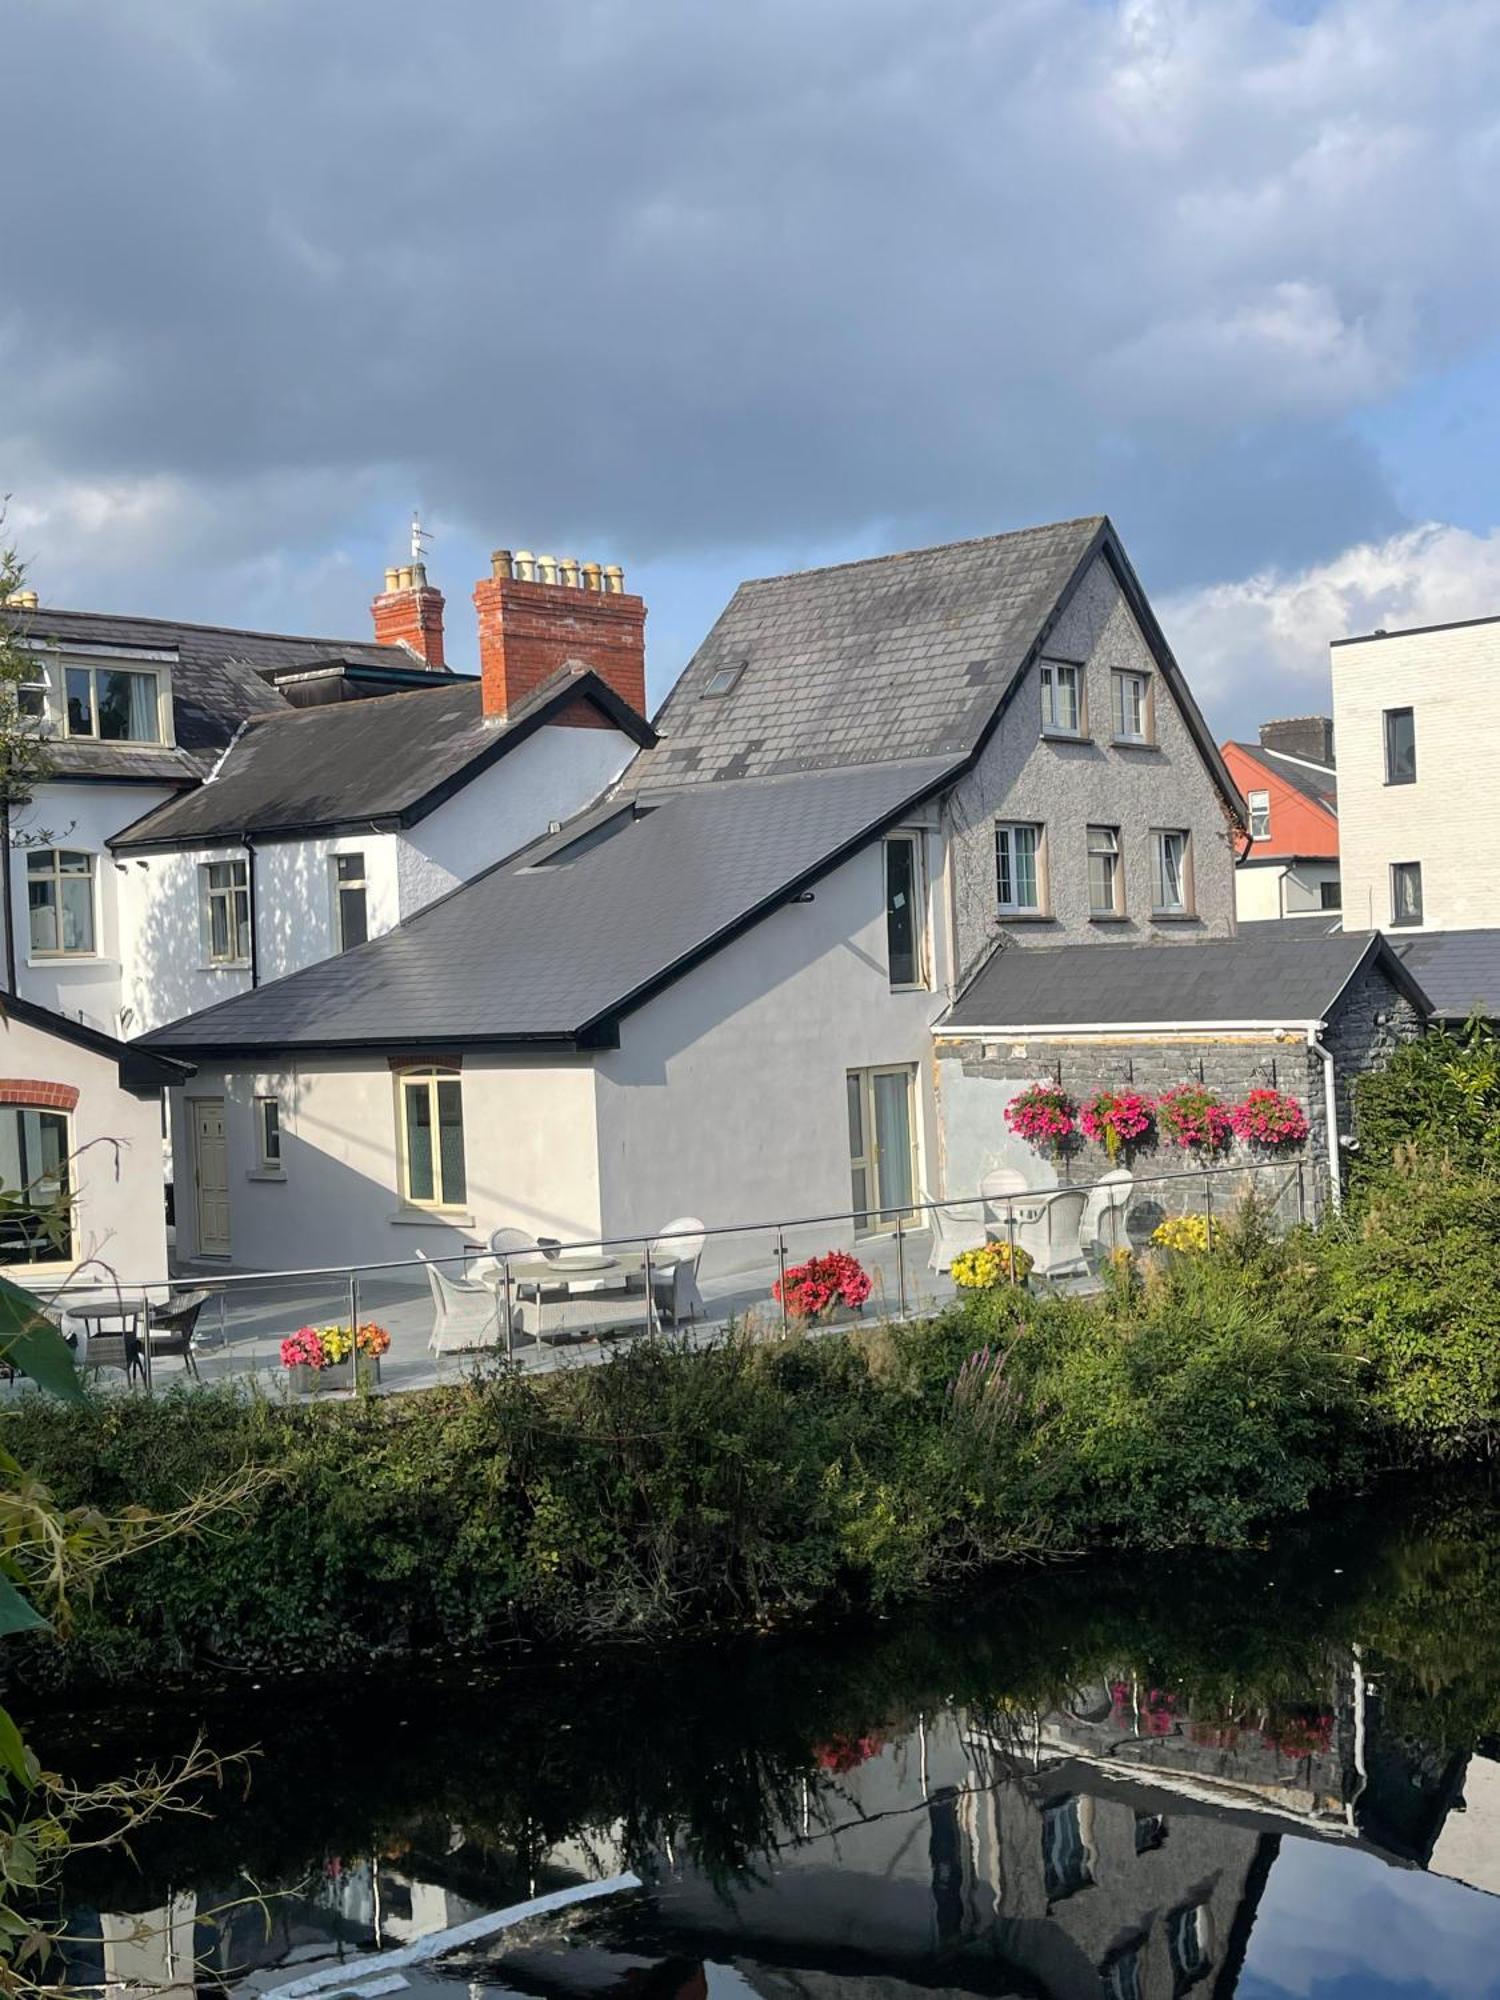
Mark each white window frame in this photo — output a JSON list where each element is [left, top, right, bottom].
[[1247, 789, 1271, 841], [1086, 824, 1124, 917], [26, 848, 97, 958], [396, 1067, 468, 1211], [1151, 828, 1193, 916], [332, 852, 369, 953], [1039, 659, 1085, 738], [200, 859, 252, 967], [61, 660, 168, 745], [0, 1103, 74, 1268], [254, 1096, 282, 1173], [1111, 669, 1153, 745], [995, 820, 1045, 917]]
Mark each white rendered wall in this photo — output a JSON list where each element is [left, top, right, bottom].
[[1332, 619, 1500, 931], [9, 779, 174, 1035], [592, 823, 949, 1275], [118, 833, 402, 1035], [396, 722, 635, 916], [169, 1054, 602, 1272], [0, 1009, 168, 1287], [1233, 859, 1341, 923]]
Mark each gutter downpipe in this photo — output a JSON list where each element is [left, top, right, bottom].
[[1308, 1019, 1342, 1216], [243, 833, 260, 989]]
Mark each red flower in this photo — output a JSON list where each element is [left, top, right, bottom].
[[773, 1250, 872, 1318]]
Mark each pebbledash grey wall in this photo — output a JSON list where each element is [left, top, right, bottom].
[[943, 553, 1238, 990], [935, 957, 1424, 1225]]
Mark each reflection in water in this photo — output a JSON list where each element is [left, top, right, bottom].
[[37, 1484, 1500, 1999]]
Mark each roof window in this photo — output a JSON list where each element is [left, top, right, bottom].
[[702, 663, 745, 698]]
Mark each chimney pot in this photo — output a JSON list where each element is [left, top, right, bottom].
[[384, 567, 400, 592], [515, 550, 536, 582], [538, 553, 559, 586], [372, 556, 446, 670], [581, 562, 603, 592], [491, 549, 514, 581], [559, 557, 580, 588], [473, 547, 645, 722], [603, 564, 624, 595]]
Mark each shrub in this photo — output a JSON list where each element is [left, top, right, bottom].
[[1152, 1213, 1211, 1254], [1351, 1017, 1500, 1178]]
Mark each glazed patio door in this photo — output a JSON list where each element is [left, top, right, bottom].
[[847, 1065, 918, 1235]]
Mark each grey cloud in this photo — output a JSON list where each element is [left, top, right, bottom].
[[5, 0, 1499, 673]]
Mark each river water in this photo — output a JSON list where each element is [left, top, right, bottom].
[[38, 1485, 1500, 1999]]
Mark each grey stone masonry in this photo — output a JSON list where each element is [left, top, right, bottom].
[[935, 956, 1424, 1227]]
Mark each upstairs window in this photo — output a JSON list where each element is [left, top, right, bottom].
[[1111, 669, 1152, 744], [1152, 829, 1192, 915], [884, 833, 924, 988], [200, 859, 251, 965], [1087, 825, 1123, 916], [398, 1069, 467, 1209], [1247, 789, 1271, 841], [27, 850, 95, 956], [1391, 860, 1423, 927], [1040, 660, 1083, 736], [995, 821, 1044, 915], [334, 853, 369, 951], [65, 663, 162, 743], [1384, 706, 1416, 784]]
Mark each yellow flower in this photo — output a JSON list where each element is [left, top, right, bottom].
[[1151, 1213, 1212, 1254], [951, 1241, 1034, 1288]]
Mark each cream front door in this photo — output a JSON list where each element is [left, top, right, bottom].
[[192, 1099, 231, 1257]]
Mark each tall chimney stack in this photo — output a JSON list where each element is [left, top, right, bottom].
[[473, 544, 646, 722], [371, 560, 446, 671]]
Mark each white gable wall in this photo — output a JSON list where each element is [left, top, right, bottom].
[[10, 779, 175, 1035], [0, 1010, 168, 1288], [395, 721, 636, 915]]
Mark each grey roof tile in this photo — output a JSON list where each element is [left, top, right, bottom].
[[1228, 742, 1338, 813], [622, 517, 1107, 788], [942, 931, 1429, 1030], [139, 756, 963, 1054], [1391, 930, 1500, 1021]]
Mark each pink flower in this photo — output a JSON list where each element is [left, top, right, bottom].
[[1080, 1090, 1155, 1156], [1229, 1088, 1308, 1148], [1004, 1083, 1078, 1148], [1156, 1084, 1233, 1153], [774, 1250, 872, 1317]]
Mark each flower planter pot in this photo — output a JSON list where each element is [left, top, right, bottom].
[[285, 1358, 382, 1395]]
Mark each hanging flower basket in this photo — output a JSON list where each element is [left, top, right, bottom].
[[1156, 1083, 1233, 1154], [773, 1250, 872, 1321], [1004, 1081, 1077, 1151], [1229, 1088, 1309, 1149], [1079, 1089, 1155, 1160]]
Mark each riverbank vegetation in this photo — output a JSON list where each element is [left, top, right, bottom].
[[6, 1021, 1500, 1689]]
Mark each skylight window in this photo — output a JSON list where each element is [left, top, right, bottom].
[[702, 663, 745, 698]]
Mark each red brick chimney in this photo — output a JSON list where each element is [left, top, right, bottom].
[[473, 549, 646, 722], [372, 563, 447, 670]]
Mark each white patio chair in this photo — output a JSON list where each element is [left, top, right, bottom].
[[648, 1216, 706, 1327], [1082, 1167, 1133, 1264], [468, 1226, 542, 1289], [1012, 1188, 1090, 1282], [415, 1249, 506, 1353], [920, 1187, 988, 1274]]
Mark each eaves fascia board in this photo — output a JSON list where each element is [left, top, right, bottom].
[[936, 1019, 1318, 1037], [136, 1027, 617, 1062]]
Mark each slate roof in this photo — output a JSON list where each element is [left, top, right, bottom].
[[1227, 741, 1338, 813], [1391, 930, 1500, 1022], [941, 931, 1430, 1031], [137, 755, 964, 1055], [0, 993, 192, 1094], [110, 666, 655, 850], [9, 605, 444, 777]]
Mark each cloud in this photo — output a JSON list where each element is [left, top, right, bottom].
[[1161, 519, 1500, 730], [6, 0, 1500, 683]]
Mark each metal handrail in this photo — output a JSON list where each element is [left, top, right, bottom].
[[31, 1156, 1304, 1300]]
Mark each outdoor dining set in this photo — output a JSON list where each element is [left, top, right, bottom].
[[418, 1217, 708, 1355]]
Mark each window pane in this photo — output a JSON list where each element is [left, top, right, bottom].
[[26, 876, 57, 954], [338, 885, 369, 950], [336, 853, 365, 884], [60, 874, 94, 952], [885, 838, 918, 986], [260, 1100, 280, 1163], [210, 895, 230, 961], [1055, 666, 1078, 732], [1156, 833, 1186, 910], [1392, 862, 1422, 925], [96, 668, 159, 742], [995, 826, 1012, 905], [1320, 878, 1342, 910], [846, 1073, 865, 1162], [436, 1080, 466, 1205], [232, 888, 250, 960], [65, 667, 93, 736], [404, 1082, 435, 1202], [1014, 825, 1038, 907], [871, 1070, 915, 1219], [1248, 790, 1271, 839], [1384, 707, 1416, 784]]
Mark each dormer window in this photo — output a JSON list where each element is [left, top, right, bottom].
[[65, 663, 163, 743]]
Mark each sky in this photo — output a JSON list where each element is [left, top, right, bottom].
[[8, 0, 1500, 737]]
